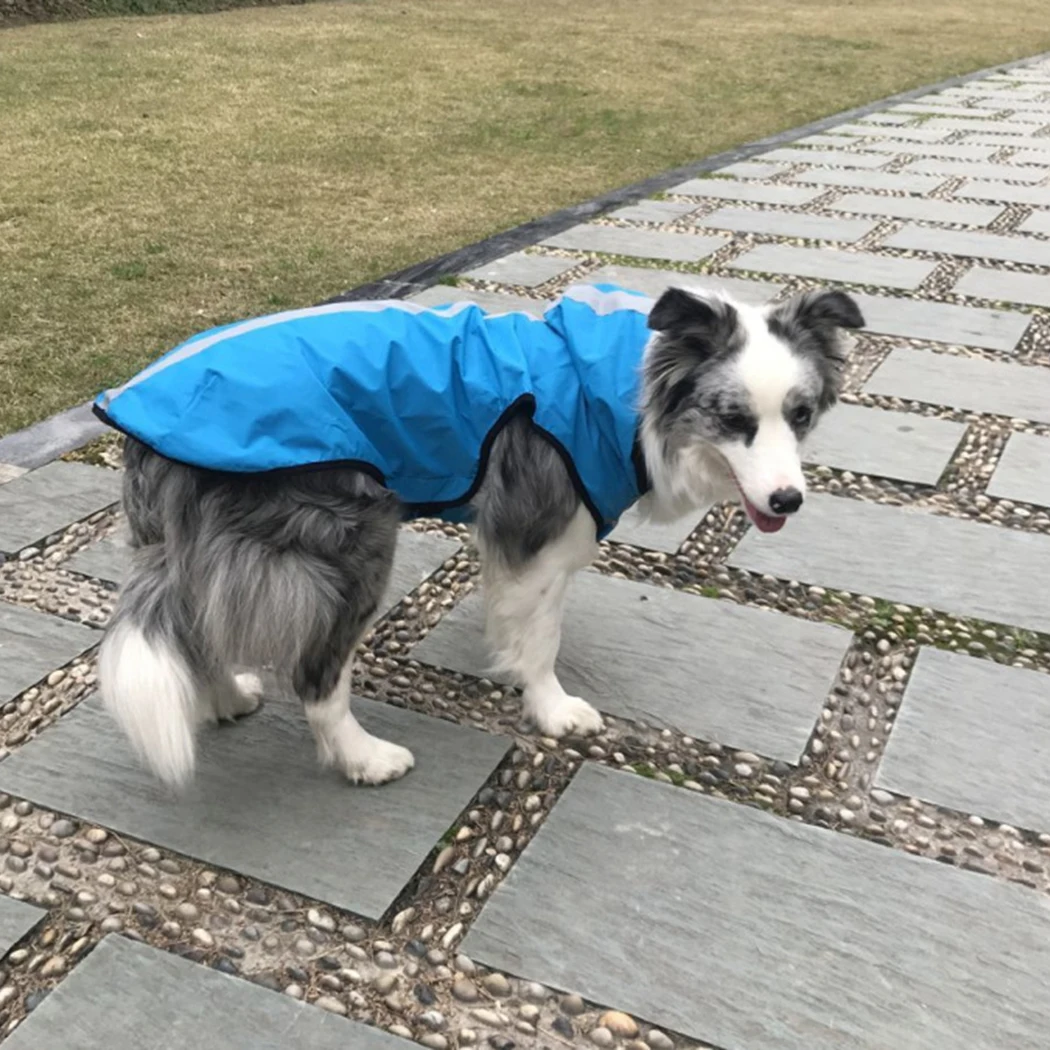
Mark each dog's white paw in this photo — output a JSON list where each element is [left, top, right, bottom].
[[233, 672, 265, 705], [338, 738, 416, 786], [207, 674, 263, 722], [526, 691, 603, 738]]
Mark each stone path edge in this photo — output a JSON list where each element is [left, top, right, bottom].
[[0, 47, 1047, 472]]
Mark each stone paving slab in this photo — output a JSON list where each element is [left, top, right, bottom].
[[759, 147, 888, 169], [606, 199, 697, 224], [2, 935, 405, 1050], [730, 492, 1050, 634], [830, 124, 952, 142], [696, 206, 877, 242], [892, 102, 995, 119], [877, 648, 1050, 832], [826, 192, 1002, 226], [464, 763, 1050, 1050], [884, 224, 1050, 267], [0, 897, 45, 957], [1013, 148, 1050, 166], [788, 168, 947, 195], [581, 265, 783, 306], [803, 403, 966, 484], [973, 99, 1050, 112], [0, 602, 99, 702], [0, 462, 122, 555], [988, 431, 1050, 507], [65, 528, 460, 622], [669, 177, 823, 205], [958, 131, 1050, 147], [727, 243, 937, 290], [901, 158, 1047, 183], [409, 286, 548, 315], [713, 160, 785, 179], [539, 225, 727, 262], [605, 503, 712, 553], [867, 348, 1050, 423], [1018, 209, 1050, 235], [848, 291, 1030, 352], [953, 181, 1050, 207], [412, 570, 851, 762], [852, 112, 917, 125], [920, 118, 1038, 134], [842, 141, 999, 161], [0, 695, 509, 919], [461, 252, 575, 288], [954, 265, 1050, 308]]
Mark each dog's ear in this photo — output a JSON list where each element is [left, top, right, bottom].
[[647, 287, 740, 360], [769, 289, 865, 337]]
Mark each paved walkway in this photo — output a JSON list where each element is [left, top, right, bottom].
[[1, 55, 1050, 1050]]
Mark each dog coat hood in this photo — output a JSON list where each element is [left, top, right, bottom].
[[94, 284, 653, 538]]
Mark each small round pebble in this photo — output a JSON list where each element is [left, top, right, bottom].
[[589, 1027, 614, 1047], [315, 996, 347, 1015], [600, 1011, 639, 1037], [482, 973, 511, 997]]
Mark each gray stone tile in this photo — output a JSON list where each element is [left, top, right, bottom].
[[845, 141, 998, 161], [409, 286, 548, 315], [3, 935, 407, 1050], [831, 123, 952, 142], [696, 206, 877, 242], [581, 265, 783, 306], [540, 225, 727, 263], [669, 178, 822, 206], [727, 244, 937, 290], [0, 695, 508, 919], [793, 133, 870, 146], [461, 252, 575, 288], [892, 102, 995, 119], [988, 431, 1050, 507], [1018, 209, 1050, 235], [0, 897, 44, 956], [877, 648, 1050, 831], [759, 147, 888, 169], [954, 181, 1050, 207], [0, 602, 98, 703], [64, 528, 460, 621], [867, 347, 1050, 423], [848, 291, 1030, 352], [883, 225, 1050, 266], [0, 462, 122, 556], [606, 199, 697, 224], [853, 111, 921, 126], [996, 109, 1050, 124], [730, 492, 1050, 633], [1013, 149, 1050, 166], [827, 192, 1003, 226], [804, 403, 966, 484], [902, 158, 1046, 183], [64, 535, 128, 585], [712, 160, 785, 179], [605, 502, 712, 553], [920, 118, 1038, 134], [976, 100, 1050, 113], [789, 168, 947, 194], [960, 131, 1050, 148], [412, 571, 851, 762], [954, 265, 1050, 308], [465, 762, 1050, 1050]]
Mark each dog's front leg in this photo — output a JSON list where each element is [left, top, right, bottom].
[[480, 506, 603, 738]]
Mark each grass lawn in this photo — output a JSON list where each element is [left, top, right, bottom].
[[1, 0, 1049, 437]]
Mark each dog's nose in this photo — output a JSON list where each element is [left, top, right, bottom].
[[769, 487, 803, 515]]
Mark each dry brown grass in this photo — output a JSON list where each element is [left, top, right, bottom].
[[1, 0, 1049, 435]]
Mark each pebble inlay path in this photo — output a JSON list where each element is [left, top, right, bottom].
[[3, 51, 1050, 1050]]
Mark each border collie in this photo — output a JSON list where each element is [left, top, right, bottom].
[[94, 283, 863, 787]]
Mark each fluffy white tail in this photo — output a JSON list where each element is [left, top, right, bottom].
[[98, 622, 198, 788]]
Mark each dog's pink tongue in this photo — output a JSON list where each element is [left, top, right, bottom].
[[742, 495, 787, 534]]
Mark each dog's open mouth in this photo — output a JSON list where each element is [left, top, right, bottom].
[[740, 492, 787, 534]]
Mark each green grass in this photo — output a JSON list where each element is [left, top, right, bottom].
[[2, 0, 1050, 435]]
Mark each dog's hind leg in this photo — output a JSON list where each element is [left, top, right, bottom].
[[297, 618, 415, 785], [479, 504, 603, 738], [201, 670, 264, 723]]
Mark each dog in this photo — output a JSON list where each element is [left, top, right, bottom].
[[94, 282, 864, 788]]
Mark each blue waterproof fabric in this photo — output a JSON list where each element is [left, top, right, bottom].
[[94, 284, 653, 537]]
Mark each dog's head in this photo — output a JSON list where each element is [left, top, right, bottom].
[[641, 285, 864, 532]]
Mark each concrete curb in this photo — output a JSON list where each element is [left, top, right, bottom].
[[2, 46, 1048, 471]]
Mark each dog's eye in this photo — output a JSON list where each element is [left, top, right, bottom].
[[722, 412, 752, 433], [792, 405, 813, 429]]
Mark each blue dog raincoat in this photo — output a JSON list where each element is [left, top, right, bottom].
[[94, 283, 654, 538]]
